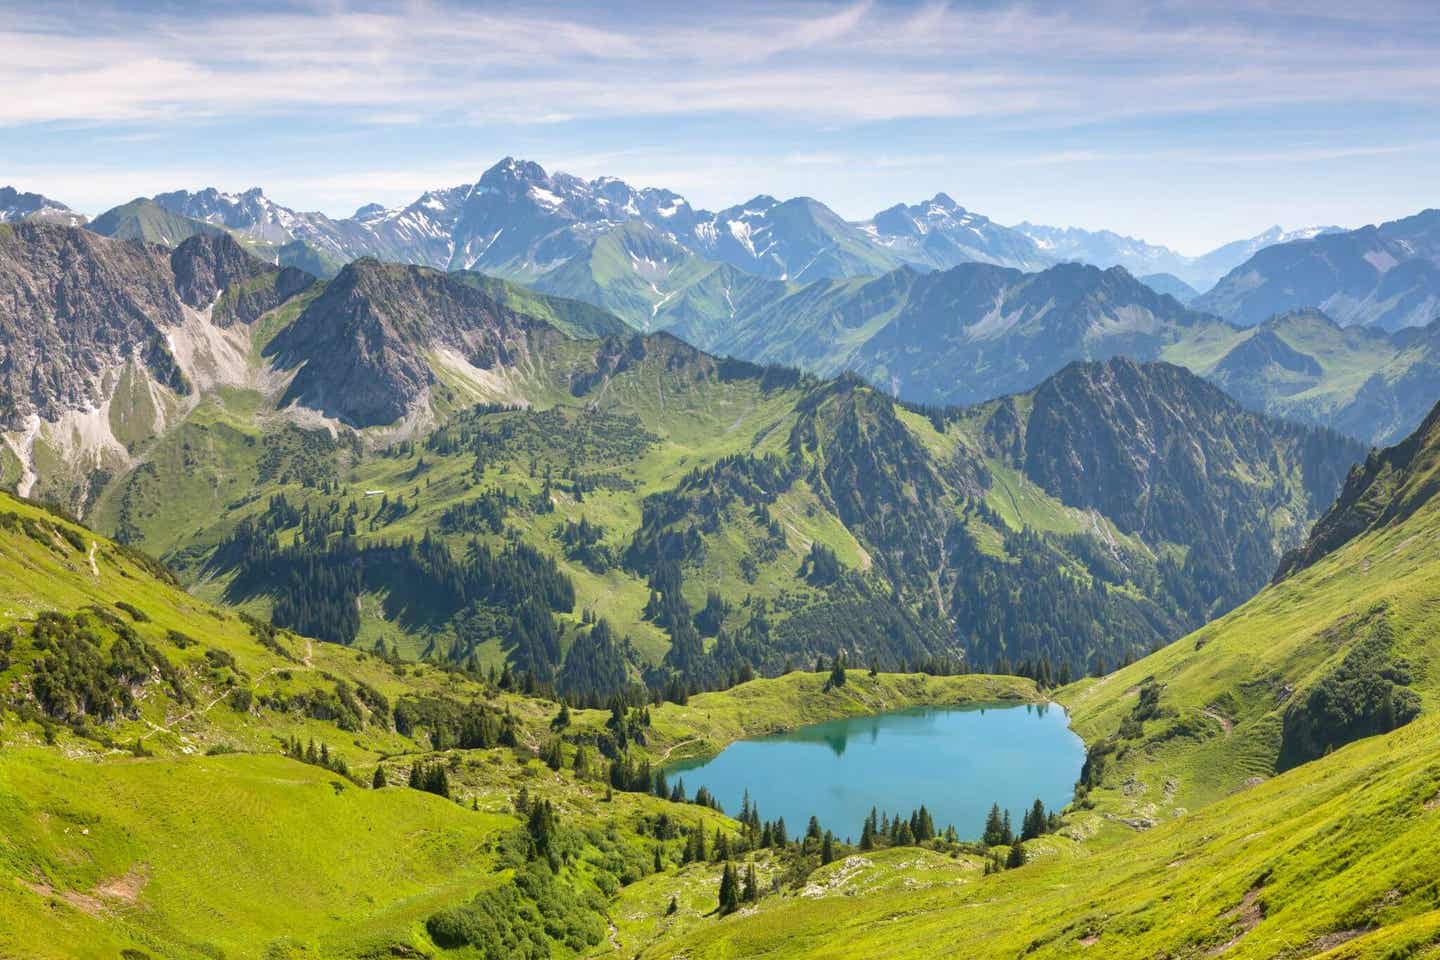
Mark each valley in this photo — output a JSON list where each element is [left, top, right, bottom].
[[2, 71, 1439, 960], [0, 224, 1366, 695]]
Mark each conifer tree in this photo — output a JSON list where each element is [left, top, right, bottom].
[[527, 799, 557, 862], [743, 862, 759, 903], [1006, 840, 1027, 868], [983, 803, 1005, 846], [372, 765, 386, 789], [714, 828, 730, 862], [1022, 798, 1047, 841], [821, 831, 835, 864], [718, 863, 740, 915], [542, 737, 563, 771]]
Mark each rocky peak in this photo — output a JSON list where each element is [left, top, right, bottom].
[[0, 222, 187, 429], [169, 232, 314, 325], [0, 186, 85, 226], [1276, 397, 1440, 580], [265, 259, 557, 427], [478, 157, 551, 193]]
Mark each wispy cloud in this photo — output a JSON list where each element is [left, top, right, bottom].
[[1, 1, 1437, 251], [2, 1, 1438, 128]]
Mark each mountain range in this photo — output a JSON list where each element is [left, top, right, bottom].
[[0, 222, 1363, 687], [1014, 222, 1341, 291], [106, 159, 1045, 284], [18, 165, 1440, 448], [8, 168, 1440, 960], [0, 185, 86, 227], [70, 161, 1340, 300], [1194, 208, 1440, 330]]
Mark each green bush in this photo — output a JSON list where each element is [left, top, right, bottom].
[[1279, 618, 1421, 768]]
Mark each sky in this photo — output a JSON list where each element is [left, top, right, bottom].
[[1, 0, 1437, 254]]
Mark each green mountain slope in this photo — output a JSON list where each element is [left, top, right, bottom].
[[0, 229, 1363, 691], [87, 198, 226, 246], [536, 246, 1440, 444], [0, 489, 1035, 959], [1161, 308, 1440, 444], [637, 398, 1440, 960]]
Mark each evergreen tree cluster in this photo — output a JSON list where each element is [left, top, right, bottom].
[[283, 735, 352, 779], [555, 619, 633, 701], [392, 694, 517, 750], [977, 797, 1055, 869], [438, 489, 517, 534], [407, 759, 452, 798], [26, 610, 188, 729], [948, 518, 1190, 676], [557, 515, 616, 572], [858, 805, 943, 850]]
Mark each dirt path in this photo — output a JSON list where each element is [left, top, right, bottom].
[[657, 737, 700, 762], [142, 637, 315, 744], [87, 540, 99, 578], [1203, 707, 1234, 737]]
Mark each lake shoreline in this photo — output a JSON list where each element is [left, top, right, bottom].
[[654, 699, 1086, 842], [634, 671, 1052, 767]]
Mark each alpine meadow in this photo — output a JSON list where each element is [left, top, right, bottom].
[[3, 2, 1440, 959]]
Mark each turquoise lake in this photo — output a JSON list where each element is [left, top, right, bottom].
[[664, 703, 1085, 842]]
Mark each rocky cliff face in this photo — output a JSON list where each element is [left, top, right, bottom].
[[265, 259, 565, 427], [981, 357, 1364, 608], [1276, 398, 1440, 579], [0, 223, 319, 509], [0, 222, 187, 429], [170, 233, 315, 324]]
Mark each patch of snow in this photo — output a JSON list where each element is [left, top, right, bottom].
[[728, 219, 756, 257]]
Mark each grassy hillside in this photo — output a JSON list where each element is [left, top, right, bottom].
[[6, 390, 1440, 959], [80, 325, 1357, 693], [1161, 309, 1429, 443], [627, 404, 1440, 960], [87, 199, 225, 247], [1, 489, 1049, 959]]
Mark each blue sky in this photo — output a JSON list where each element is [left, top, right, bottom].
[[1, 0, 1437, 253]]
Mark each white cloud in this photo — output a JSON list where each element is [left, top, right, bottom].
[[1, 1, 1437, 128]]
